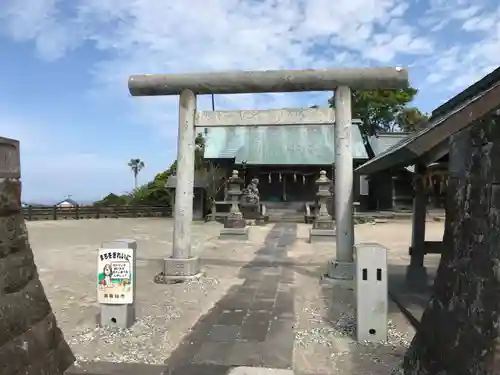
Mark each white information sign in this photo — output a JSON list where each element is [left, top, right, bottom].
[[97, 248, 134, 304]]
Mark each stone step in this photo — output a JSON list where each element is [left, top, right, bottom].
[[268, 215, 304, 223], [267, 208, 302, 213]]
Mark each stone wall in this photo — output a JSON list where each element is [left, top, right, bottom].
[[402, 112, 500, 373], [0, 139, 74, 374]]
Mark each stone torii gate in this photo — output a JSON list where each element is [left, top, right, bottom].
[[127, 68, 409, 282]]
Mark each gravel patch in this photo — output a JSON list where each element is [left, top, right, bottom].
[[27, 218, 273, 366], [295, 307, 413, 350], [293, 262, 415, 374], [69, 277, 225, 365]]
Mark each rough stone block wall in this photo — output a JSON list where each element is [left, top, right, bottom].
[[403, 112, 500, 374], [0, 163, 74, 373]]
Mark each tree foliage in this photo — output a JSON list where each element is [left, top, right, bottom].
[[396, 106, 430, 132], [95, 132, 208, 207], [128, 158, 145, 189], [94, 193, 129, 206], [328, 87, 428, 134], [198, 162, 226, 214]]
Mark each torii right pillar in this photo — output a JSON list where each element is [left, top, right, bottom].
[[325, 85, 355, 281], [127, 67, 409, 283]]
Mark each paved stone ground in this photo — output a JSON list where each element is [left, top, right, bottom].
[[27, 217, 444, 375], [290, 223, 442, 375], [163, 223, 297, 375], [29, 218, 270, 365]]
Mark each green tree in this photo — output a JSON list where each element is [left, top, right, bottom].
[[396, 107, 430, 132], [128, 158, 145, 190], [151, 132, 206, 206], [198, 162, 226, 217], [194, 132, 206, 170], [98, 133, 207, 207], [158, 133, 205, 178], [328, 87, 421, 134], [94, 193, 128, 206]]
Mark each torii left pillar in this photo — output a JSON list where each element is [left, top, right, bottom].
[[155, 89, 202, 283], [128, 67, 409, 282]]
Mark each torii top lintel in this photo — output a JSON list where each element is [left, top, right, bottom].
[[128, 67, 409, 96]]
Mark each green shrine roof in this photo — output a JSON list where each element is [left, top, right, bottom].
[[368, 132, 413, 156], [203, 122, 368, 165]]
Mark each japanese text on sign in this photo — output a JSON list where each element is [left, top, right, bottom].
[[97, 248, 134, 305], [111, 262, 130, 279]]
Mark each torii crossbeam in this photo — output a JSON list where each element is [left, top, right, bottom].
[[127, 67, 409, 283]]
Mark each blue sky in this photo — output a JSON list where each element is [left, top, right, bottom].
[[1, 0, 499, 204]]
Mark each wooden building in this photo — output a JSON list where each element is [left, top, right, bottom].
[[364, 132, 415, 210], [356, 65, 500, 287], [55, 197, 79, 208], [202, 118, 370, 215], [166, 107, 420, 219]]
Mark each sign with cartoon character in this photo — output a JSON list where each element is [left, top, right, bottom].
[[97, 248, 134, 304]]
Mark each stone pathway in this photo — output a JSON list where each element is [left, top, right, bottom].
[[60, 220, 435, 375], [164, 223, 297, 375]]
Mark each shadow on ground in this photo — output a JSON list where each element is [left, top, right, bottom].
[[200, 258, 323, 280], [318, 284, 409, 374], [67, 223, 441, 375], [161, 223, 298, 375], [387, 264, 438, 323]]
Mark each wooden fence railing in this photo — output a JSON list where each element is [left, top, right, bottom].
[[22, 205, 173, 221]]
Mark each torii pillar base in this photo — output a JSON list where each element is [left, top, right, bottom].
[[322, 260, 354, 289], [154, 256, 202, 284]]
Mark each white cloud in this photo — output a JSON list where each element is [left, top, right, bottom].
[[0, 0, 84, 60], [1, 0, 498, 102], [1, 0, 433, 106], [1, 0, 500, 201]]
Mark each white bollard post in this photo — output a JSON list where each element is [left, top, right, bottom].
[[97, 239, 137, 329], [355, 243, 388, 342]]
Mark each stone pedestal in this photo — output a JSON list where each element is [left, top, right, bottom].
[[220, 213, 249, 240], [225, 213, 247, 228], [219, 226, 249, 240], [309, 171, 336, 243], [325, 260, 354, 281], [158, 256, 202, 282], [220, 170, 249, 240], [241, 204, 260, 219]]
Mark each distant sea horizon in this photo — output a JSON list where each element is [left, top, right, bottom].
[[21, 198, 98, 206]]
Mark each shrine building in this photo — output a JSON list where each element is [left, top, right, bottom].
[[202, 111, 413, 214], [167, 107, 417, 219]]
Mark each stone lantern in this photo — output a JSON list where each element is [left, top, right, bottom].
[[219, 170, 249, 240], [309, 170, 336, 242]]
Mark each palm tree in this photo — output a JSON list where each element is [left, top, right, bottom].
[[128, 158, 145, 190]]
